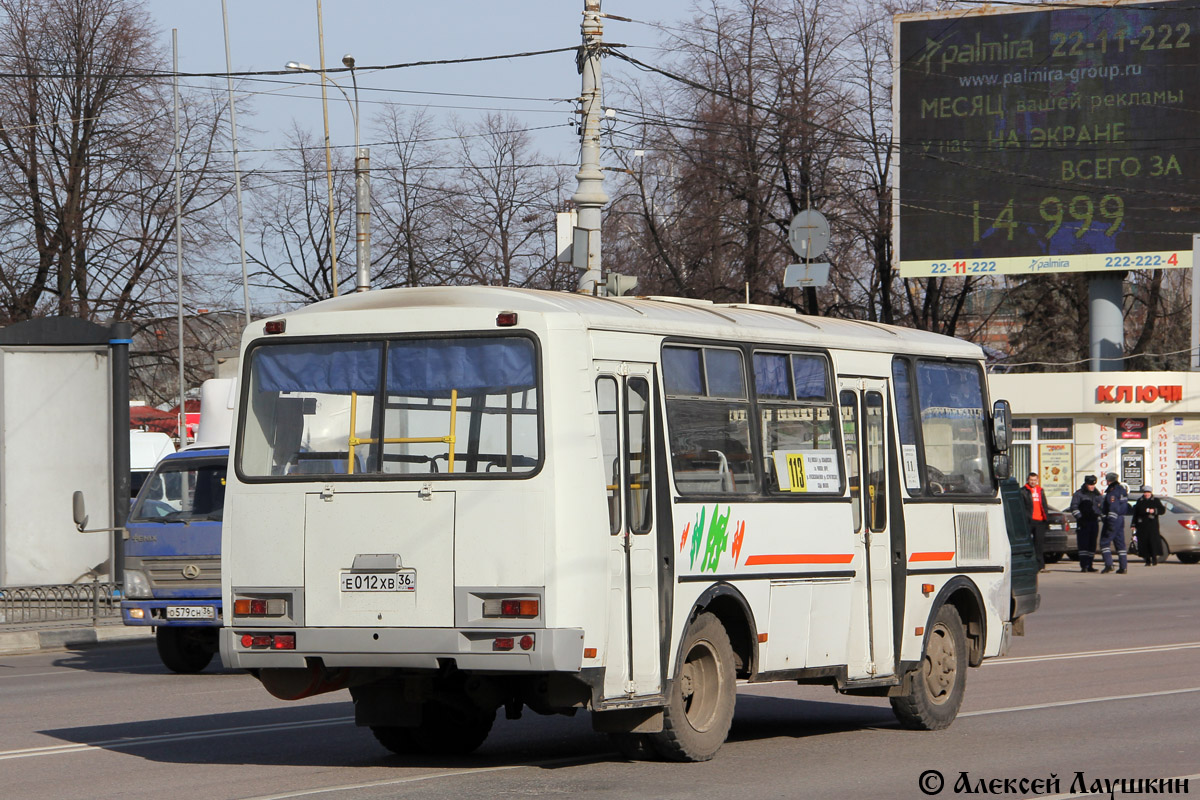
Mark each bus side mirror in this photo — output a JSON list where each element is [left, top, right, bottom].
[[993, 454, 1012, 481], [992, 399, 1013, 452], [72, 490, 89, 531]]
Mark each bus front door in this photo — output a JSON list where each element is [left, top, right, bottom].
[[838, 378, 896, 679], [596, 363, 662, 699]]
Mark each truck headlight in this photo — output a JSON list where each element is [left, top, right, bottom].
[[123, 570, 152, 598]]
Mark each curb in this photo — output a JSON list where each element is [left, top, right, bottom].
[[0, 625, 153, 656]]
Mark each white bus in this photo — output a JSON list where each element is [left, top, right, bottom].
[[221, 286, 1035, 761]]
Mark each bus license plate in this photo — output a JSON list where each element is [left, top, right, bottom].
[[340, 570, 416, 592], [166, 606, 215, 619]]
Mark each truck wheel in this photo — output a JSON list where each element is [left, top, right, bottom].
[[890, 604, 967, 730], [649, 612, 736, 762], [1043, 552, 1062, 564], [156, 627, 215, 674], [373, 700, 494, 756], [609, 732, 656, 760]]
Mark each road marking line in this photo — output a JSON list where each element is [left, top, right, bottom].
[[961, 686, 1200, 718], [0, 663, 166, 679], [987, 641, 1200, 665], [236, 756, 603, 800], [0, 716, 353, 760]]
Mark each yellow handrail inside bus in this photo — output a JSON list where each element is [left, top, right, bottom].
[[346, 389, 459, 475]]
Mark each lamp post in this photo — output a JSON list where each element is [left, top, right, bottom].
[[286, 58, 371, 294]]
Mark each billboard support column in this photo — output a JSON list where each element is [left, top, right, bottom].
[[109, 321, 132, 586], [1192, 234, 1199, 370], [1089, 274, 1124, 372]]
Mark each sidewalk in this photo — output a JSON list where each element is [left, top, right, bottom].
[[0, 620, 153, 656]]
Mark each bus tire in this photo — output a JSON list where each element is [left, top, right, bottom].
[[156, 627, 215, 674], [890, 604, 967, 731], [372, 701, 495, 756], [650, 612, 736, 762]]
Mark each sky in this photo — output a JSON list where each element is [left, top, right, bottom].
[[150, 1, 700, 167]]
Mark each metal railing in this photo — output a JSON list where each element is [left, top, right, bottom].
[[0, 578, 121, 626]]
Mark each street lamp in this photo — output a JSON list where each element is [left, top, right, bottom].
[[285, 59, 371, 294]]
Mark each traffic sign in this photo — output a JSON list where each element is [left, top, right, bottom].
[[788, 209, 830, 259], [783, 262, 830, 288]]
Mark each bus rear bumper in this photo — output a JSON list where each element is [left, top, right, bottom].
[[221, 626, 586, 672]]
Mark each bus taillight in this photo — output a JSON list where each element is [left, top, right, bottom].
[[483, 598, 539, 618], [233, 597, 286, 617], [240, 633, 295, 650]]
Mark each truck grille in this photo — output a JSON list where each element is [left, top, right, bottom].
[[142, 556, 221, 588]]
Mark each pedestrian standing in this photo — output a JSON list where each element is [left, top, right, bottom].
[[1068, 475, 1102, 572], [1131, 485, 1166, 566], [1020, 472, 1050, 572], [1099, 472, 1130, 574]]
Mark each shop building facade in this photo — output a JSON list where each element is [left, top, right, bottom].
[[987, 372, 1200, 507]]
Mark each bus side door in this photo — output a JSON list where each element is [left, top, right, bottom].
[[838, 378, 896, 679], [596, 363, 662, 698]]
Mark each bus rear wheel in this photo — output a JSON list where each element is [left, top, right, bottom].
[[155, 627, 215, 674], [650, 612, 736, 762], [371, 700, 495, 756], [890, 604, 967, 730]]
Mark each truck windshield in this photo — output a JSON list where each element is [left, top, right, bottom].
[[129, 460, 228, 522], [239, 335, 541, 479]]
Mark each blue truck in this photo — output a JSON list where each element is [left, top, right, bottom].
[[122, 446, 228, 673]]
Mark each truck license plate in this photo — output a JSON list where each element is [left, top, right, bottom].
[[166, 605, 215, 619], [340, 570, 416, 592]]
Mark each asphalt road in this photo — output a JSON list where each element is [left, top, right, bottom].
[[2, 562, 1198, 800]]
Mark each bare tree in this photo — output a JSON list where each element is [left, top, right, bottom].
[[0, 0, 232, 324], [371, 106, 455, 288], [241, 126, 353, 304], [606, 0, 853, 308], [446, 113, 571, 289]]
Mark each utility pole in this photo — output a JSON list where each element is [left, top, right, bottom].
[[316, 0, 338, 296], [172, 30, 187, 444], [220, 0, 252, 327], [572, 0, 607, 295], [345, 55, 371, 292]]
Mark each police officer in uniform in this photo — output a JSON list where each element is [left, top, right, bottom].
[[1068, 475, 1102, 572], [1099, 472, 1130, 574]]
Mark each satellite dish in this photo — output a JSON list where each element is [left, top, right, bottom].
[[788, 209, 830, 259]]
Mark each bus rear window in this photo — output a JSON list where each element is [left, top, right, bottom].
[[239, 336, 540, 479]]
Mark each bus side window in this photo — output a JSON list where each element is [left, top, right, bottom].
[[626, 377, 652, 534], [840, 390, 861, 532], [663, 345, 758, 495], [597, 377, 621, 535]]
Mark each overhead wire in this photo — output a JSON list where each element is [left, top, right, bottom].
[[0, 44, 583, 80]]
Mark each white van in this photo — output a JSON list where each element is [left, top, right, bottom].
[[129, 430, 175, 499]]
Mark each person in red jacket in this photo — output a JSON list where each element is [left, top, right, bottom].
[[1020, 473, 1050, 572]]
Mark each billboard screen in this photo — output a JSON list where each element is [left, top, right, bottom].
[[895, 0, 1199, 277]]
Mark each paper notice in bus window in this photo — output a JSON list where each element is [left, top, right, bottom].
[[773, 450, 839, 493], [902, 445, 921, 489]]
